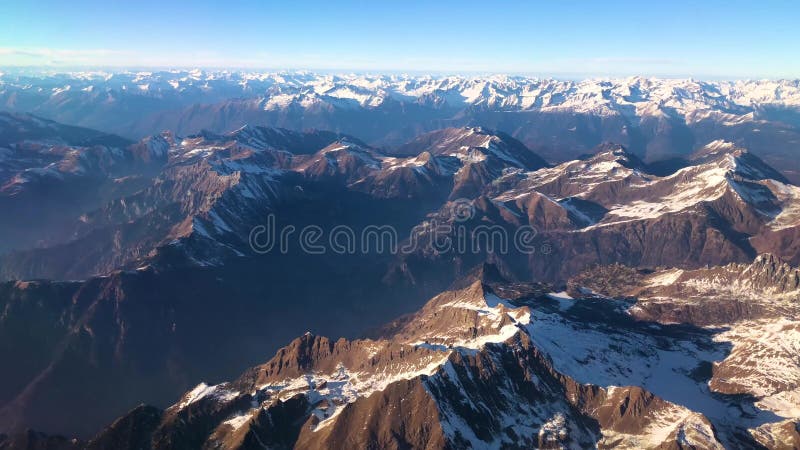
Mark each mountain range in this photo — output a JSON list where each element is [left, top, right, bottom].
[[7, 258, 799, 449], [2, 72, 800, 183], [0, 73, 799, 449]]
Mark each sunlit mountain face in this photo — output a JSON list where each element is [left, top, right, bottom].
[[0, 69, 799, 450]]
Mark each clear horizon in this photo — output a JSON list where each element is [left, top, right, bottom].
[[1, 0, 798, 78], [1, 67, 798, 82]]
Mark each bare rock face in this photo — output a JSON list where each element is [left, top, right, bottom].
[[84, 406, 162, 450], [750, 420, 800, 450], [752, 227, 800, 266], [296, 379, 447, 450]]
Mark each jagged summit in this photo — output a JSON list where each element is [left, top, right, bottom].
[[580, 142, 648, 171], [693, 139, 746, 158], [392, 126, 548, 170], [671, 252, 800, 298], [449, 261, 512, 289], [691, 139, 791, 184]]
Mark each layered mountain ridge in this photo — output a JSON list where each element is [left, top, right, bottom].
[[392, 138, 800, 284], [0, 119, 548, 281], [0, 107, 799, 448], [3, 72, 800, 182]]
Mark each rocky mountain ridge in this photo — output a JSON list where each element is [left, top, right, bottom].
[[72, 259, 800, 449]]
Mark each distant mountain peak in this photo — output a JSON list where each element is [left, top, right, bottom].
[[584, 143, 645, 169], [696, 139, 743, 155], [449, 262, 512, 289]]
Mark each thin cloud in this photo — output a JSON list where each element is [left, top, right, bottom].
[[0, 47, 129, 66]]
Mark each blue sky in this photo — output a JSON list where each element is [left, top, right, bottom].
[[0, 0, 798, 78]]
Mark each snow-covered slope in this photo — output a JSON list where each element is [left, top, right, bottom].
[[4, 71, 800, 115], [568, 254, 800, 442]]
